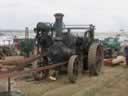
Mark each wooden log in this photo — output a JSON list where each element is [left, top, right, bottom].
[[0, 56, 24, 66], [0, 55, 41, 66]]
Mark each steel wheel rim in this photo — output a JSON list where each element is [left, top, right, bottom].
[[96, 46, 103, 72]]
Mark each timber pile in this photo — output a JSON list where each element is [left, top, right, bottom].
[[0, 46, 17, 59], [0, 46, 19, 70]]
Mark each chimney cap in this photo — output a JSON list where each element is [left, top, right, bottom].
[[54, 13, 64, 17]]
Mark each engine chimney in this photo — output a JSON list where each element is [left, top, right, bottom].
[[53, 13, 64, 37]]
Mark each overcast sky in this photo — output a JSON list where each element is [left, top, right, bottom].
[[0, 0, 128, 32]]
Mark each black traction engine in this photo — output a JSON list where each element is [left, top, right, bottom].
[[33, 13, 104, 83]]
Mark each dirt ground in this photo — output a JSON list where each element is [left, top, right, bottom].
[[17, 65, 128, 96]]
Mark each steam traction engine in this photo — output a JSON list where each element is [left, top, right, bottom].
[[33, 13, 104, 83]]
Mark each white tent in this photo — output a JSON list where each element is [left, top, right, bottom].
[[0, 36, 14, 46]]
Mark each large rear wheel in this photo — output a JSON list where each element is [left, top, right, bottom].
[[88, 43, 104, 75]]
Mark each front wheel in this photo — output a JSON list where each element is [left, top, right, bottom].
[[68, 55, 81, 83]]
